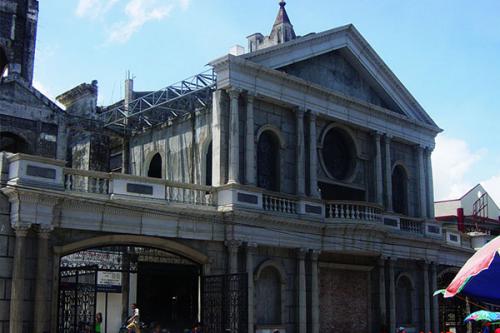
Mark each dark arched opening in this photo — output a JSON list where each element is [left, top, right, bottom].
[[257, 131, 280, 192], [0, 132, 31, 154], [255, 266, 281, 325], [392, 165, 408, 215], [205, 142, 212, 186], [396, 276, 413, 326], [147, 153, 162, 178], [322, 127, 356, 181], [0, 46, 7, 77]]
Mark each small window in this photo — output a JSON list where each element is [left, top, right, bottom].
[[147, 153, 162, 179]]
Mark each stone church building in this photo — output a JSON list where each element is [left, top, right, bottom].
[[0, 1, 477, 333]]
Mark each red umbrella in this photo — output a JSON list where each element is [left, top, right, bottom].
[[435, 235, 500, 305]]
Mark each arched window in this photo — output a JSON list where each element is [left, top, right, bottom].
[[396, 276, 413, 325], [0, 46, 7, 78], [257, 131, 280, 192], [321, 126, 356, 181], [205, 142, 212, 186], [0, 132, 31, 154], [147, 153, 162, 178], [392, 165, 408, 215], [256, 266, 282, 325]]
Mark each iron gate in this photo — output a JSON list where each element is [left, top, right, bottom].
[[202, 273, 248, 333], [58, 266, 98, 333]]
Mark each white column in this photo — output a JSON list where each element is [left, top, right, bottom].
[[431, 263, 439, 333], [423, 262, 431, 332], [228, 89, 240, 184], [384, 135, 393, 212], [296, 108, 305, 196], [245, 95, 256, 186], [417, 145, 427, 218], [388, 258, 396, 331], [212, 90, 227, 186], [34, 227, 52, 333], [374, 133, 384, 206], [226, 240, 241, 274], [10, 226, 30, 333], [308, 112, 319, 198], [426, 148, 435, 219], [311, 250, 320, 333], [246, 243, 257, 333], [298, 248, 307, 333], [378, 258, 387, 330]]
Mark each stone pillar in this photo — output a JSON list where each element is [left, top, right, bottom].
[[122, 137, 130, 174], [431, 263, 439, 333], [297, 248, 307, 333], [226, 240, 241, 274], [228, 89, 240, 184], [10, 226, 30, 333], [423, 262, 431, 332], [296, 108, 305, 196], [374, 133, 384, 206], [121, 252, 130, 322], [34, 227, 52, 333], [308, 112, 319, 198], [246, 243, 257, 333], [212, 90, 227, 186], [388, 258, 396, 332], [56, 119, 68, 161], [426, 148, 435, 219], [311, 250, 320, 333], [384, 135, 393, 212], [417, 145, 427, 218], [378, 258, 387, 330], [245, 95, 256, 186]]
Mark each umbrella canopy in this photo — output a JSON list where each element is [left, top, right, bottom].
[[440, 235, 500, 304], [464, 310, 500, 323]]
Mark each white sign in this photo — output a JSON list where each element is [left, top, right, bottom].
[[97, 271, 122, 287]]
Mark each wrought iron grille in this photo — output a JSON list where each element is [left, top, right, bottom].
[[58, 266, 98, 333], [202, 273, 248, 333]]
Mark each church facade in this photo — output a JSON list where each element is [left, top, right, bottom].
[[0, 1, 477, 333]]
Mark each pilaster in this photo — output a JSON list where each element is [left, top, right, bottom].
[[228, 89, 241, 184], [226, 240, 241, 274], [431, 263, 439, 333], [416, 145, 427, 218], [378, 257, 387, 330], [426, 148, 435, 219], [384, 135, 393, 212], [10, 225, 30, 333], [34, 226, 53, 333], [388, 258, 396, 332], [374, 132, 384, 206], [308, 112, 319, 198], [296, 108, 305, 196], [310, 250, 320, 333], [422, 262, 431, 332], [245, 95, 256, 186], [246, 243, 257, 333], [297, 248, 307, 333]]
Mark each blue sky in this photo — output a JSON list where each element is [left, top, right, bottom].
[[33, 0, 500, 203]]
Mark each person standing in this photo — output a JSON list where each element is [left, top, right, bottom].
[[127, 303, 141, 333], [95, 312, 103, 333]]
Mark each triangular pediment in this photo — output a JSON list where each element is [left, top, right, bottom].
[[0, 78, 62, 113], [242, 24, 438, 128]]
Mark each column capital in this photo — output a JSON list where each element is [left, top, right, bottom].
[[225, 240, 242, 252], [308, 110, 318, 119], [425, 146, 434, 155], [12, 224, 30, 237], [37, 225, 53, 239], [310, 249, 320, 261], [297, 248, 307, 260], [384, 134, 393, 142], [415, 144, 425, 153], [246, 242, 258, 253], [246, 93, 255, 103], [295, 106, 305, 117], [227, 88, 241, 99], [378, 256, 388, 266]]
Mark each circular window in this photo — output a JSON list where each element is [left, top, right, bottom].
[[322, 127, 356, 181]]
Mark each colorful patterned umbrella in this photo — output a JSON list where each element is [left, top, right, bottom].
[[436, 235, 500, 305], [464, 310, 500, 323]]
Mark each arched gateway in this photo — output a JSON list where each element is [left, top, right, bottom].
[[53, 236, 238, 333]]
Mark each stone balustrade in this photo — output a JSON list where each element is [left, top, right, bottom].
[[400, 216, 425, 235], [325, 201, 382, 221], [262, 193, 298, 214], [64, 168, 110, 194]]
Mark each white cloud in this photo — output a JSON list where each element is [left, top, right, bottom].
[[76, 0, 119, 19], [432, 135, 487, 200], [482, 175, 500, 206], [108, 0, 173, 43]]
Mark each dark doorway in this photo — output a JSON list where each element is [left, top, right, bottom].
[[205, 143, 212, 186], [148, 153, 162, 178], [318, 182, 365, 201], [137, 263, 199, 332], [392, 165, 408, 215], [0, 132, 31, 154], [257, 131, 280, 191]]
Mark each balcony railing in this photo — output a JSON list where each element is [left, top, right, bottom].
[[325, 201, 382, 221], [262, 193, 298, 214], [400, 216, 425, 234]]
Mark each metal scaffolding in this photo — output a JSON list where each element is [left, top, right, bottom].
[[98, 68, 216, 131]]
